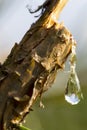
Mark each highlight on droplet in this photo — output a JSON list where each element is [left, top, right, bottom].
[[65, 93, 80, 105]]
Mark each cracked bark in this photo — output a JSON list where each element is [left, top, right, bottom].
[[0, 0, 75, 129]]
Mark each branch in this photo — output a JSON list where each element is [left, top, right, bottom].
[[0, 0, 74, 129]]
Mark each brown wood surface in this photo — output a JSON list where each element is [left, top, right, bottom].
[[0, 0, 75, 129]]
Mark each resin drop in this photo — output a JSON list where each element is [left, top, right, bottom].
[[65, 71, 83, 105], [65, 39, 83, 105]]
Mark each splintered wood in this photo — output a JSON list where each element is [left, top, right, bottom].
[[0, 0, 76, 129]]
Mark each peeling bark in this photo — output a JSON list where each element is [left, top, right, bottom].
[[0, 0, 75, 129]]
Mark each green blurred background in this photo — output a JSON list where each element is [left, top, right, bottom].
[[0, 0, 87, 130], [25, 91, 87, 130]]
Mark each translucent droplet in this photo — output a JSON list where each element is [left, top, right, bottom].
[[65, 71, 83, 105], [64, 38, 83, 105]]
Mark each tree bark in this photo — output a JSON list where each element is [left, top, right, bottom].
[[0, 0, 75, 129]]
